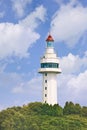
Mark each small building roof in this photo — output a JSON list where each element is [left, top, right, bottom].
[[46, 34, 54, 42]]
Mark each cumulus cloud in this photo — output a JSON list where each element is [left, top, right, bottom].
[[20, 5, 46, 29], [55, 0, 64, 5], [11, 0, 32, 17], [12, 83, 24, 93], [12, 76, 42, 103], [51, 0, 87, 47], [60, 52, 87, 74], [0, 64, 42, 108], [0, 68, 24, 108], [0, 71, 22, 88], [55, 0, 78, 5], [0, 23, 39, 59], [85, 51, 87, 57], [58, 70, 87, 106], [0, 5, 46, 59], [58, 52, 87, 106], [12, 76, 41, 94], [67, 70, 87, 91]]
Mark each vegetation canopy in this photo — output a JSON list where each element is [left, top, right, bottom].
[[0, 102, 87, 130]]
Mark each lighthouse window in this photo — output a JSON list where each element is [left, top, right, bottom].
[[45, 80, 47, 83], [47, 42, 53, 47], [41, 63, 59, 68], [45, 73, 47, 76], [45, 94, 47, 97], [45, 87, 47, 90]]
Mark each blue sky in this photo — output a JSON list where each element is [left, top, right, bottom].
[[0, 0, 87, 110]]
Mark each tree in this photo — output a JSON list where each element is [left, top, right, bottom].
[[0, 102, 87, 130], [74, 103, 81, 115], [82, 106, 87, 117], [63, 102, 75, 115], [1, 118, 14, 130], [53, 104, 63, 116]]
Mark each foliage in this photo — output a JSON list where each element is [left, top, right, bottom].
[[81, 106, 87, 117], [0, 102, 87, 130], [63, 101, 81, 115]]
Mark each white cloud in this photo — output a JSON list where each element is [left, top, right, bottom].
[[67, 70, 87, 90], [0, 69, 24, 109], [0, 23, 39, 59], [12, 75, 42, 103], [58, 70, 87, 106], [55, 0, 64, 5], [11, 0, 32, 17], [0, 5, 46, 59], [58, 52, 87, 106], [85, 51, 87, 57], [0, 65, 42, 108], [0, 71, 22, 88], [12, 76, 41, 94], [55, 0, 78, 5], [12, 83, 24, 93], [20, 5, 46, 29], [51, 1, 87, 47], [0, 63, 7, 73], [60, 52, 87, 74]]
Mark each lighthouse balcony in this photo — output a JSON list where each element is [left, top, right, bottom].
[[38, 68, 61, 73], [41, 57, 59, 63]]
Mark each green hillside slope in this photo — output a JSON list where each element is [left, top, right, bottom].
[[0, 102, 87, 130]]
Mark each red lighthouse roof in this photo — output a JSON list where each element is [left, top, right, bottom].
[[46, 34, 54, 42]]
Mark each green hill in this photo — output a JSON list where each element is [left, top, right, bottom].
[[0, 102, 87, 130]]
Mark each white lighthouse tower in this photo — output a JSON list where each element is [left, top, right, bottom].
[[39, 34, 61, 105]]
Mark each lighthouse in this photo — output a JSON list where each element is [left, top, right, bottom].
[[39, 34, 61, 105]]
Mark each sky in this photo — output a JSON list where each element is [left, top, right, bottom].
[[0, 0, 87, 110]]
